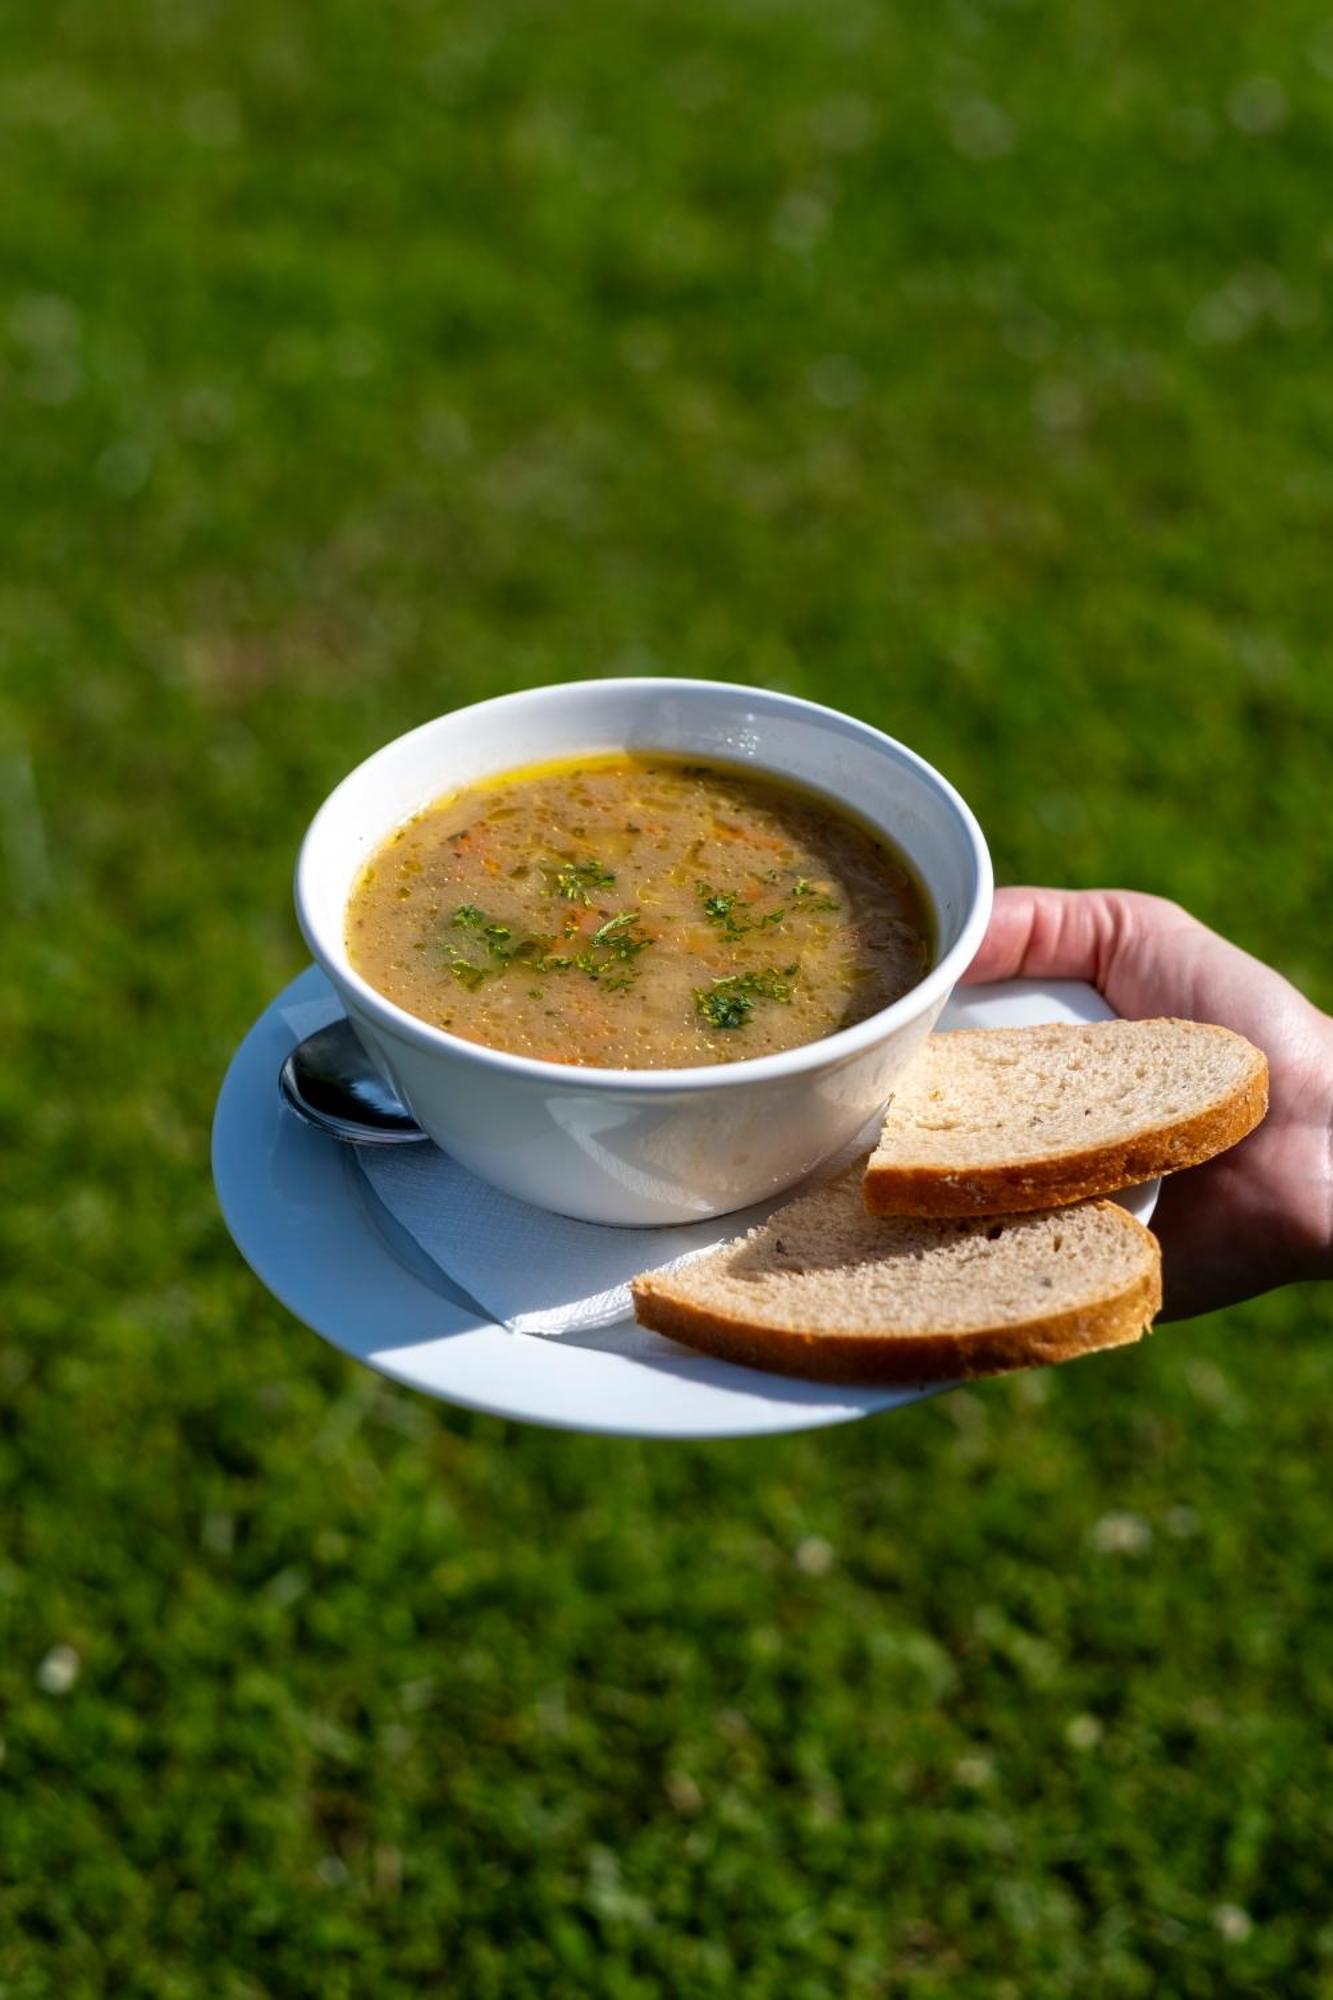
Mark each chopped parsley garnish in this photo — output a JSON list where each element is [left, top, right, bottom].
[[696, 882, 751, 937], [545, 856, 617, 905], [577, 910, 653, 991], [588, 910, 642, 948], [792, 877, 841, 912], [446, 904, 529, 987], [694, 965, 798, 1031], [696, 986, 752, 1030], [698, 876, 837, 938], [453, 905, 514, 952], [445, 900, 652, 996], [448, 959, 490, 991]]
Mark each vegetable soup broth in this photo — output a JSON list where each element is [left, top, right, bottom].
[[346, 755, 933, 1069]]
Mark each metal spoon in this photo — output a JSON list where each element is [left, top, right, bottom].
[[279, 1018, 428, 1144]]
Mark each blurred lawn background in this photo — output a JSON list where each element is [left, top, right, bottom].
[[4, 0, 1333, 1992]]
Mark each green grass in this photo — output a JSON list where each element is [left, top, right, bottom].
[[4, 0, 1333, 1991]]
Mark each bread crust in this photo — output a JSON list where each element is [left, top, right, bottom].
[[863, 1040, 1268, 1218], [631, 1209, 1163, 1386]]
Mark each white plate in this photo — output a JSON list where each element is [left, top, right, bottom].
[[212, 969, 1159, 1440]]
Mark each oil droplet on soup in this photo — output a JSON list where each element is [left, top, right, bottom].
[[345, 754, 933, 1069]]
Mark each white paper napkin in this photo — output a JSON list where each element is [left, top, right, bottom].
[[280, 995, 876, 1339], [358, 1142, 793, 1336]]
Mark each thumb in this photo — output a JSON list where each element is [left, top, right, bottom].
[[961, 887, 1131, 986]]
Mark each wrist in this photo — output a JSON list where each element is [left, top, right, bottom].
[[1317, 1048, 1333, 1282], [1288, 1012, 1333, 1286]]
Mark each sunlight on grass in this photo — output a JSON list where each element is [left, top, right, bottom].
[[2, 0, 1332, 1990]]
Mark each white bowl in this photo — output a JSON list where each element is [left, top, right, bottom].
[[296, 680, 992, 1225]]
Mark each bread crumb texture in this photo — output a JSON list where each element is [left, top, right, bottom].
[[632, 1169, 1162, 1384], [865, 1018, 1267, 1215]]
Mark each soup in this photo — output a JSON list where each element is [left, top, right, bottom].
[[346, 754, 933, 1069]]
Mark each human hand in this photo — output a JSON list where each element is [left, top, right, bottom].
[[962, 888, 1333, 1319]]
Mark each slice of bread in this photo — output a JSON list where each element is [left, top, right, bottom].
[[864, 1018, 1267, 1218], [632, 1172, 1161, 1385]]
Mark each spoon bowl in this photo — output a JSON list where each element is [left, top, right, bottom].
[[280, 1018, 428, 1144]]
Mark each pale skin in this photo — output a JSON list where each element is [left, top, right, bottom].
[[962, 888, 1333, 1320]]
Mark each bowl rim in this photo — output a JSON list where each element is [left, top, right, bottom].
[[295, 678, 994, 1094]]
